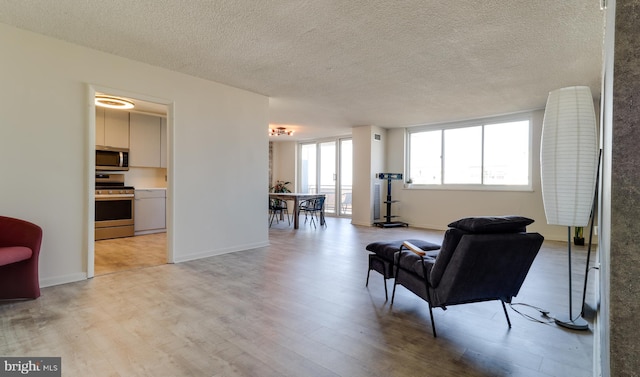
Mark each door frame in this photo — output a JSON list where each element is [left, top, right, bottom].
[[86, 84, 174, 278]]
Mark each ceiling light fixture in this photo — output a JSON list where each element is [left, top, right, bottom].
[[95, 95, 135, 110], [269, 127, 294, 136]]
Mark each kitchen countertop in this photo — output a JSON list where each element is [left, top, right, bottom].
[[135, 187, 166, 190]]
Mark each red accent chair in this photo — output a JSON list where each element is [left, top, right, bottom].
[[0, 216, 43, 299]]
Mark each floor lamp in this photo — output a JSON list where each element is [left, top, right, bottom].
[[540, 86, 598, 331]]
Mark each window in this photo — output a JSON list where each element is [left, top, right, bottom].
[[407, 115, 531, 190], [444, 126, 482, 184]]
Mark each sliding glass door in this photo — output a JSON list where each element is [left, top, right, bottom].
[[299, 137, 352, 217], [339, 139, 352, 216], [319, 141, 336, 214], [300, 144, 317, 194]]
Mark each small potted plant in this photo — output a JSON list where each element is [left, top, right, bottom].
[[574, 226, 585, 246], [270, 180, 291, 193], [269, 180, 291, 208]]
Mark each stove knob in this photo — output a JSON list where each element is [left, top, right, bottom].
[[108, 190, 113, 194], [96, 190, 101, 195]]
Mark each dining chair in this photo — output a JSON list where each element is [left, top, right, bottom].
[[300, 197, 326, 228], [297, 199, 312, 222], [341, 192, 352, 213], [269, 199, 290, 227]]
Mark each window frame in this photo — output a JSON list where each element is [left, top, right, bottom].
[[406, 112, 534, 192]]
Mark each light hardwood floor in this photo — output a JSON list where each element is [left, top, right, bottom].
[[1, 218, 595, 376], [95, 233, 167, 275]]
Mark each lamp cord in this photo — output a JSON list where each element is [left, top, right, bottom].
[[508, 303, 555, 324], [509, 296, 598, 325]]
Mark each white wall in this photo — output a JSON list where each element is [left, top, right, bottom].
[[386, 109, 572, 241], [352, 126, 386, 226], [0, 23, 269, 286], [273, 112, 584, 241], [597, 1, 615, 374], [271, 141, 297, 191]]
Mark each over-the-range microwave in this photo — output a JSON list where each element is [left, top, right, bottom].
[[96, 146, 129, 171]]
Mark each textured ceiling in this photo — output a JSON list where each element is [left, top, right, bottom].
[[0, 1, 605, 140]]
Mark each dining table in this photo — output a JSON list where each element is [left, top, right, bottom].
[[269, 193, 326, 229]]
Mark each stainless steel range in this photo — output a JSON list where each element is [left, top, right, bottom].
[[95, 173, 135, 241]]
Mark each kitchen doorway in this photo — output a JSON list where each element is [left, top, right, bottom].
[[89, 86, 173, 277], [94, 232, 166, 275]]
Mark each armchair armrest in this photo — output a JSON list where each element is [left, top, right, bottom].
[[402, 241, 426, 256]]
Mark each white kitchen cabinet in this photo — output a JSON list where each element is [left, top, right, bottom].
[[160, 117, 167, 168], [134, 189, 166, 235], [96, 108, 129, 148], [129, 113, 163, 167]]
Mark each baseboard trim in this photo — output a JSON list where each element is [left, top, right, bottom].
[[174, 241, 270, 263], [40, 272, 87, 288]]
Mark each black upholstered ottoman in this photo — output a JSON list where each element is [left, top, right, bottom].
[[366, 239, 440, 300]]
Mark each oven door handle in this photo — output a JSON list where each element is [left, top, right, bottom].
[[95, 194, 134, 199]]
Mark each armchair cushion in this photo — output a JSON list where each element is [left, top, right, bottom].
[[366, 239, 440, 261], [395, 250, 436, 279], [447, 216, 534, 234], [428, 228, 469, 287], [0, 216, 43, 299], [0, 246, 32, 266]]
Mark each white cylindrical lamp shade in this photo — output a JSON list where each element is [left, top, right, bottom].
[[540, 86, 598, 227]]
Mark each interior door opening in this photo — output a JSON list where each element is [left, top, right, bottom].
[[90, 88, 171, 277]]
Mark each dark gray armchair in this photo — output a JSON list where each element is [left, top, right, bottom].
[[391, 216, 544, 337]]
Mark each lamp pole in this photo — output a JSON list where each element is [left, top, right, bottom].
[[554, 227, 589, 330]]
